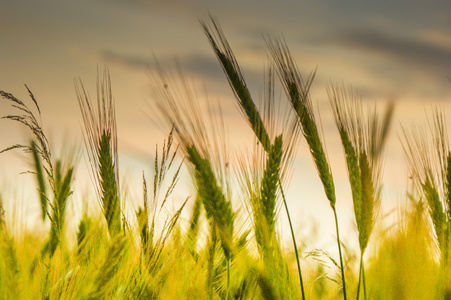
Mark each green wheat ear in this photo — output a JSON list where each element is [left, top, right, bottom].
[[97, 134, 121, 235], [201, 17, 271, 152], [267, 38, 336, 207], [187, 145, 234, 259], [402, 109, 451, 272], [253, 135, 283, 258], [77, 69, 122, 237], [329, 84, 393, 299], [44, 160, 74, 258], [268, 37, 353, 299]]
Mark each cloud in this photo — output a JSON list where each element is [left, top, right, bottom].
[[98, 49, 266, 92], [100, 50, 151, 70], [334, 29, 451, 77], [99, 50, 224, 79]]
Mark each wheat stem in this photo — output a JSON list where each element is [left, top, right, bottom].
[[333, 206, 348, 299], [279, 177, 306, 299]]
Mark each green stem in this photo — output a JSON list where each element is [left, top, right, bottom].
[[333, 206, 347, 300], [362, 259, 367, 300], [279, 179, 306, 300], [226, 258, 231, 300], [356, 255, 363, 300]]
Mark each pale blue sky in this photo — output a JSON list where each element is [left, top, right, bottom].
[[1, 0, 451, 250]]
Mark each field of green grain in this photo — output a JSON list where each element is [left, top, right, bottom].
[[0, 18, 450, 299]]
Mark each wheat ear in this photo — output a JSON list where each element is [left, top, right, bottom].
[[187, 145, 234, 259], [402, 109, 451, 270], [268, 37, 348, 299], [201, 17, 271, 152], [77, 70, 121, 237], [202, 18, 304, 298], [329, 85, 392, 299]]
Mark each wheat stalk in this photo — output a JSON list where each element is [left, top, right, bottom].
[[329, 84, 392, 299], [76, 69, 121, 237], [257, 135, 283, 250], [202, 18, 303, 298], [187, 145, 234, 259], [402, 109, 451, 272], [268, 37, 348, 299]]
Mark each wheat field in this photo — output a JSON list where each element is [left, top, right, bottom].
[[0, 18, 450, 300]]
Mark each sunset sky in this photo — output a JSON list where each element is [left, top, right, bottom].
[[1, 0, 451, 250]]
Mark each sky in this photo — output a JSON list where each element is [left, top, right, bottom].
[[1, 0, 451, 252]]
